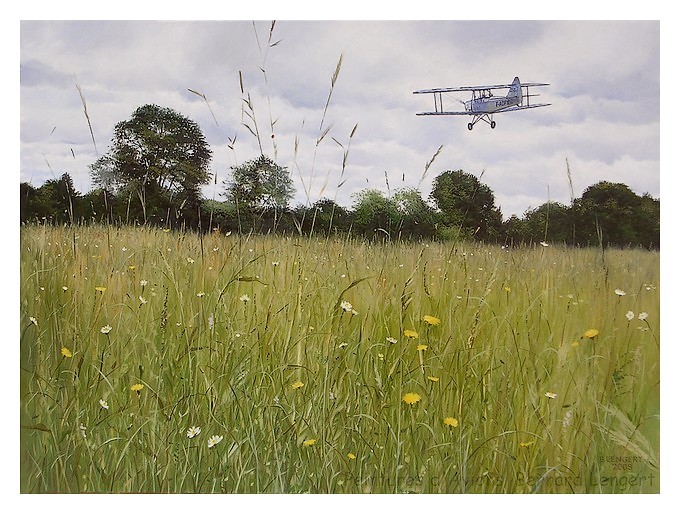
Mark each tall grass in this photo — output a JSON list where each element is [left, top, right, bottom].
[[20, 225, 659, 493]]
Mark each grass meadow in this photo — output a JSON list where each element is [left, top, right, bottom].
[[19, 224, 659, 493]]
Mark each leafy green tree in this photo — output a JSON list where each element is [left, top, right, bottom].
[[223, 155, 295, 232], [294, 198, 351, 236], [572, 181, 643, 247], [224, 155, 294, 211], [89, 104, 212, 226], [80, 188, 117, 224], [521, 201, 573, 244], [20, 182, 41, 222], [636, 193, 660, 249], [21, 173, 81, 223], [201, 199, 240, 233], [429, 170, 502, 241], [351, 189, 400, 239], [392, 188, 439, 240], [501, 214, 526, 246]]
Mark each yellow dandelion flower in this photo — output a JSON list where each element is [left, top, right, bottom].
[[519, 441, 535, 448], [404, 329, 419, 339], [128, 265, 136, 271], [131, 383, 144, 393], [347, 452, 356, 460], [95, 286, 107, 293], [402, 392, 421, 405], [583, 329, 599, 339], [291, 380, 305, 390], [303, 438, 316, 447], [60, 346, 73, 358], [504, 286, 511, 293], [423, 315, 441, 326], [427, 376, 439, 382], [443, 417, 459, 427], [416, 344, 428, 351]]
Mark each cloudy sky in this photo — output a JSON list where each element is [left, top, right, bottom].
[[19, 18, 660, 219]]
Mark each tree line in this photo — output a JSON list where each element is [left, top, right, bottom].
[[20, 104, 659, 249]]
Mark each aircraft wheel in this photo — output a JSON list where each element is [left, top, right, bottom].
[[467, 123, 473, 131], [491, 121, 496, 129]]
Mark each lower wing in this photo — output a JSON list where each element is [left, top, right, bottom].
[[416, 103, 550, 116]]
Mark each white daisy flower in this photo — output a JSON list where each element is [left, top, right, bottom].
[[207, 435, 223, 448], [186, 426, 201, 439], [340, 300, 353, 312]]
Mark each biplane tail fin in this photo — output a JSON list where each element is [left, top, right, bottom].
[[507, 77, 522, 102]]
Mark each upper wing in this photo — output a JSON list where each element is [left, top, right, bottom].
[[413, 82, 549, 94], [413, 84, 511, 94]]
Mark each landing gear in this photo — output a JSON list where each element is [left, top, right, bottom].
[[467, 114, 496, 130]]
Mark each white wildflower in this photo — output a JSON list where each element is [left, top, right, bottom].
[[340, 300, 353, 312], [207, 435, 223, 448], [186, 426, 201, 439]]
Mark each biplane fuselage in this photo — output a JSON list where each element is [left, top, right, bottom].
[[465, 94, 520, 114]]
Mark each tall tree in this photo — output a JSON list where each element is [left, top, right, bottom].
[[89, 104, 212, 226], [224, 154, 294, 212], [429, 170, 502, 241]]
